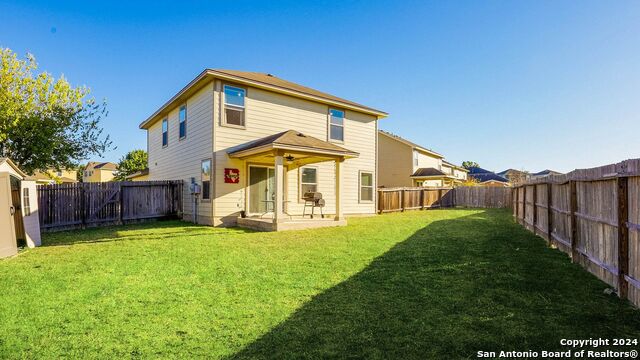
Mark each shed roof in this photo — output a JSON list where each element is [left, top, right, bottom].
[[0, 158, 27, 178]]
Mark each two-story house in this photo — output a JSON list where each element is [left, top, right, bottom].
[[442, 160, 470, 184], [377, 130, 467, 188], [139, 69, 387, 230], [83, 162, 118, 182]]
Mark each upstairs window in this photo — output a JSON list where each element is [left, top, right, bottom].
[[300, 167, 318, 198], [162, 118, 168, 147], [179, 105, 187, 139], [201, 159, 211, 200], [414, 151, 419, 166], [224, 85, 246, 127], [329, 109, 344, 142], [360, 171, 374, 202]]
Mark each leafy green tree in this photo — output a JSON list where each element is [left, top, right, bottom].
[[115, 149, 148, 181], [462, 161, 479, 169], [0, 48, 112, 174], [76, 163, 86, 182]]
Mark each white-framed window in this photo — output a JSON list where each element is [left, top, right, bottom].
[[359, 171, 374, 202], [329, 108, 344, 142], [223, 85, 246, 127], [300, 166, 318, 198], [416, 181, 424, 187], [22, 188, 31, 216], [201, 159, 211, 200], [162, 118, 168, 147], [413, 151, 418, 166], [179, 104, 187, 139]]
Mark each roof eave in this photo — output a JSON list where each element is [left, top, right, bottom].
[[0, 158, 27, 178], [378, 131, 444, 158], [228, 143, 359, 159], [410, 175, 456, 179], [140, 70, 388, 129]]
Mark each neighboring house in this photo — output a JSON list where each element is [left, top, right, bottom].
[[497, 169, 530, 185], [27, 168, 78, 185], [139, 69, 387, 230], [125, 168, 150, 181], [377, 130, 467, 188], [83, 162, 118, 182], [531, 169, 562, 180], [468, 167, 510, 187], [442, 160, 469, 184]]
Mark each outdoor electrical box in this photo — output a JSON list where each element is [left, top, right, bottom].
[[190, 181, 201, 195]]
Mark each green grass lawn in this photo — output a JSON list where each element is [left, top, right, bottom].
[[1, 209, 639, 359]]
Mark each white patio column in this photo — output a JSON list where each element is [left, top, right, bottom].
[[273, 151, 285, 224], [335, 157, 345, 221]]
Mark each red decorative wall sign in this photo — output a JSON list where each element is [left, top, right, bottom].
[[224, 168, 240, 183]]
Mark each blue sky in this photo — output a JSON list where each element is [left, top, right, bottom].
[[1, 0, 638, 173]]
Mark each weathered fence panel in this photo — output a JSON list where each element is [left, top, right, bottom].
[[454, 186, 512, 209], [513, 158, 640, 307], [377, 186, 510, 213], [38, 180, 183, 231]]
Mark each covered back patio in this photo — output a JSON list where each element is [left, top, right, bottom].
[[227, 130, 358, 231]]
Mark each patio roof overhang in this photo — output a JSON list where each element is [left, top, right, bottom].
[[227, 130, 359, 165]]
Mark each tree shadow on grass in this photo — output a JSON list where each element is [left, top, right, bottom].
[[229, 210, 640, 359], [41, 220, 254, 246]]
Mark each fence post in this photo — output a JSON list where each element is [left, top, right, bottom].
[[80, 183, 86, 229], [522, 185, 527, 226], [617, 176, 629, 299], [532, 184, 537, 235], [452, 187, 456, 208], [547, 182, 553, 245], [119, 183, 124, 224], [515, 186, 519, 219], [569, 180, 578, 263], [400, 189, 405, 212]]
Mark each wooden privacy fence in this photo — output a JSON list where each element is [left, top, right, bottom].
[[37, 180, 183, 231], [377, 186, 511, 213], [513, 158, 640, 307], [454, 186, 512, 208]]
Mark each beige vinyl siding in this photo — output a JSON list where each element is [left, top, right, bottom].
[[147, 82, 213, 224], [414, 150, 442, 173], [377, 133, 413, 188], [416, 179, 444, 187], [213, 82, 377, 225], [454, 168, 468, 180], [83, 169, 115, 183]]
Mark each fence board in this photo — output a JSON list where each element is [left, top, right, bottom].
[[37, 181, 183, 231], [513, 158, 640, 308]]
